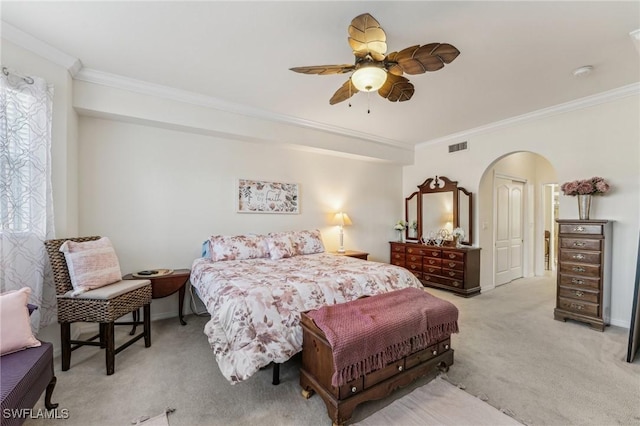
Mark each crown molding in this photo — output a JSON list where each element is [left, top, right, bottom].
[[74, 67, 414, 151], [1, 21, 82, 76], [417, 82, 640, 149]]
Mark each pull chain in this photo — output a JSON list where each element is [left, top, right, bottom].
[[367, 91, 371, 114], [348, 79, 352, 107]]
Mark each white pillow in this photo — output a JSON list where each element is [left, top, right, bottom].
[[59, 237, 122, 296], [0, 287, 41, 355]]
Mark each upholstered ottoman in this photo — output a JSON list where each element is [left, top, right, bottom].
[[0, 342, 58, 426]]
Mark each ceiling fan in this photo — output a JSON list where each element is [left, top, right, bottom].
[[290, 13, 460, 105]]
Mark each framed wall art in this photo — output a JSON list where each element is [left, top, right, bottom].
[[237, 179, 299, 214]]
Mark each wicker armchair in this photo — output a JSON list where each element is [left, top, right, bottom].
[[44, 236, 152, 375]]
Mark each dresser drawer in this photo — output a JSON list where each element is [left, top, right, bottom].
[[423, 257, 441, 267], [406, 261, 423, 273], [391, 259, 405, 267], [442, 259, 463, 271], [559, 223, 603, 236], [391, 252, 405, 262], [406, 254, 422, 263], [557, 297, 599, 316], [558, 274, 600, 290], [424, 249, 442, 258], [442, 269, 464, 280], [405, 344, 439, 369], [410, 271, 422, 280], [442, 251, 464, 261], [406, 246, 429, 256], [391, 244, 405, 253], [364, 359, 405, 388], [559, 262, 600, 278], [560, 250, 601, 264], [432, 275, 463, 289], [558, 287, 599, 304], [423, 265, 441, 275], [338, 376, 364, 399], [560, 238, 601, 251]]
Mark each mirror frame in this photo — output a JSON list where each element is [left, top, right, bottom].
[[414, 175, 473, 245], [404, 191, 420, 240]]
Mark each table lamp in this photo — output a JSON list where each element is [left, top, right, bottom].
[[331, 212, 352, 253]]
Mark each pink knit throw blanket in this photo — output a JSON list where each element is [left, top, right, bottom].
[[306, 287, 459, 387]]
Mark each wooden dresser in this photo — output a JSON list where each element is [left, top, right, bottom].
[[554, 219, 612, 331], [390, 242, 481, 297]]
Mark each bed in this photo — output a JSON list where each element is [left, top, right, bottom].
[[190, 230, 424, 384]]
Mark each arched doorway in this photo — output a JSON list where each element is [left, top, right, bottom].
[[477, 151, 557, 291]]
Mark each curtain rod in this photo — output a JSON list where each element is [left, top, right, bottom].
[[2, 66, 34, 84]]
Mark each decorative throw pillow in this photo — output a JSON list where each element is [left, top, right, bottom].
[[291, 229, 325, 255], [0, 287, 41, 356], [59, 237, 122, 296], [266, 232, 297, 260], [209, 234, 270, 262]]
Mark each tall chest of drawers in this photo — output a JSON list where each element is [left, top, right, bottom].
[[554, 220, 612, 331], [390, 242, 481, 297]]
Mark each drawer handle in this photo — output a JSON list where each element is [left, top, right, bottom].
[[573, 226, 585, 232], [572, 241, 586, 247], [572, 254, 586, 260], [453, 281, 460, 287], [448, 254, 456, 259], [424, 276, 431, 281], [448, 262, 456, 267], [449, 272, 456, 277], [432, 350, 438, 356], [570, 303, 584, 310], [575, 291, 584, 297], [432, 251, 439, 256], [410, 265, 418, 270], [397, 365, 403, 372], [572, 266, 586, 272], [571, 278, 584, 285], [428, 260, 435, 265], [351, 386, 357, 393], [444, 344, 449, 350], [429, 268, 436, 273]]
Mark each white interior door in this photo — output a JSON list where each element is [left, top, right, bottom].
[[495, 176, 525, 286]]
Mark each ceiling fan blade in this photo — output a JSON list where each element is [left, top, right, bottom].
[[348, 13, 387, 61], [385, 52, 404, 76], [330, 79, 359, 105], [290, 64, 355, 75], [378, 73, 414, 102], [394, 43, 460, 74]]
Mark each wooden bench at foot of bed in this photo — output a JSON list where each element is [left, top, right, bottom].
[[299, 311, 454, 426]]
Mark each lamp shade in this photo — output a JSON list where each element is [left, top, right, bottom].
[[332, 212, 352, 227], [351, 66, 387, 92]]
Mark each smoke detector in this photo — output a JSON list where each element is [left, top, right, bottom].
[[572, 65, 593, 77]]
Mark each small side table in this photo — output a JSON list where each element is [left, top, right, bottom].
[[331, 250, 369, 260], [123, 269, 190, 326]]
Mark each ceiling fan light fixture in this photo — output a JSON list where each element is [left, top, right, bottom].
[[351, 65, 387, 92]]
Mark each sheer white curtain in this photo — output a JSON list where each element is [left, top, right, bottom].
[[0, 68, 55, 331]]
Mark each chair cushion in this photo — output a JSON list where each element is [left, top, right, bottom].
[[61, 279, 151, 300], [0, 342, 53, 415], [59, 237, 122, 296], [0, 288, 41, 356]]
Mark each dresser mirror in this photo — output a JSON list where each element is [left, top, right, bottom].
[[407, 175, 472, 245], [405, 192, 419, 240]]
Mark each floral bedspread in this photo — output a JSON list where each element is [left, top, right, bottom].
[[190, 253, 423, 384]]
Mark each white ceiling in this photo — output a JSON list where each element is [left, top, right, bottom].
[[2, 1, 639, 147]]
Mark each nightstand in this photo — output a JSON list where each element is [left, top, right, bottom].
[[331, 250, 369, 260], [123, 269, 190, 326]]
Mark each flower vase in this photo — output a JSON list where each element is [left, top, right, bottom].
[[455, 236, 462, 248], [578, 194, 591, 220], [397, 230, 403, 242]]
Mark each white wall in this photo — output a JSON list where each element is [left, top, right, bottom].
[[405, 95, 640, 328], [77, 116, 403, 319]]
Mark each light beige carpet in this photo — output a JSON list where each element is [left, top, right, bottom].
[[354, 375, 521, 426]]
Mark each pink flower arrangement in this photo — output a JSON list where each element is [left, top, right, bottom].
[[561, 177, 610, 196]]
